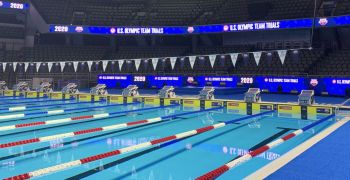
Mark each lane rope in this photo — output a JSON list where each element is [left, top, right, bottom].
[[0, 102, 140, 120], [0, 101, 95, 112], [0, 107, 220, 147], [0, 104, 179, 132], [3, 110, 274, 179], [195, 114, 335, 180]]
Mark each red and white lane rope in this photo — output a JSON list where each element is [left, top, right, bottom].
[[0, 103, 134, 120], [0, 117, 161, 148], [0, 105, 170, 131], [4, 110, 274, 180], [0, 113, 109, 131], [195, 114, 335, 180], [0, 107, 223, 147]]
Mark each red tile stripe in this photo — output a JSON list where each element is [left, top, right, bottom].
[[15, 121, 46, 128], [196, 165, 230, 180], [73, 128, 103, 135], [150, 135, 177, 145], [0, 138, 40, 148], [127, 120, 148, 126], [71, 115, 94, 120]]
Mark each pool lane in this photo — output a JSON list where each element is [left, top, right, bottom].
[[0, 102, 140, 122], [0, 105, 180, 151], [0, 101, 101, 113], [0, 107, 218, 149], [0, 104, 178, 135], [53, 114, 333, 180], [0, 98, 67, 106], [0, 110, 335, 179], [0, 107, 227, 178]]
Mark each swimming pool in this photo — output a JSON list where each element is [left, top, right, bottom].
[[0, 97, 336, 179]]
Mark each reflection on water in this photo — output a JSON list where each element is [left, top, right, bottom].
[[223, 145, 280, 161], [106, 136, 159, 147]]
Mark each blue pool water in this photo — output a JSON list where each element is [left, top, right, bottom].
[[0, 97, 336, 179]]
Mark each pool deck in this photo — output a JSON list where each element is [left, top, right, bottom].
[[246, 117, 350, 180]]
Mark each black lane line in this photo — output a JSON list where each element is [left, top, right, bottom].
[[249, 128, 290, 151], [229, 127, 293, 162], [66, 119, 263, 179], [276, 127, 298, 131], [0, 117, 187, 162], [65, 136, 194, 180], [0, 119, 161, 162], [111, 122, 290, 180]]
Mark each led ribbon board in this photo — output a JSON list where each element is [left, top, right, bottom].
[[146, 76, 183, 88], [0, 1, 29, 10], [195, 76, 239, 87], [50, 15, 350, 35], [97, 75, 132, 88], [97, 74, 350, 96]]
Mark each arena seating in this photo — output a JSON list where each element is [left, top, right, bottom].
[[22, 45, 108, 62], [0, 12, 25, 24], [0, 45, 331, 76], [0, 5, 26, 40], [334, 0, 350, 16], [0, 50, 5, 62], [1, 45, 350, 79], [192, 46, 254, 55], [109, 46, 189, 59], [0, 26, 25, 39], [30, 0, 68, 24], [107, 48, 324, 75], [310, 49, 350, 76], [265, 0, 319, 20], [30, 0, 332, 26]]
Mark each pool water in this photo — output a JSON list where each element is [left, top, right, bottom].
[[0, 97, 336, 180]]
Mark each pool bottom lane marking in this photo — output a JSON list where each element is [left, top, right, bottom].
[[195, 114, 335, 180], [248, 128, 291, 152], [0, 107, 221, 148], [1, 115, 192, 163], [4, 110, 274, 179], [0, 104, 178, 132], [67, 117, 286, 179], [69, 121, 283, 179], [0, 114, 151, 161]]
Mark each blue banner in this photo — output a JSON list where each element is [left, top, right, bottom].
[[146, 76, 183, 88], [0, 1, 29, 10], [195, 76, 238, 87], [316, 78, 350, 96], [97, 74, 350, 96], [255, 76, 307, 93], [50, 14, 350, 35], [97, 75, 132, 88]]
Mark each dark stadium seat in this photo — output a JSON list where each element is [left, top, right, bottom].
[[30, 0, 326, 26]]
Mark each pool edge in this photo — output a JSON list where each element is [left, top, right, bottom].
[[244, 117, 349, 180]]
